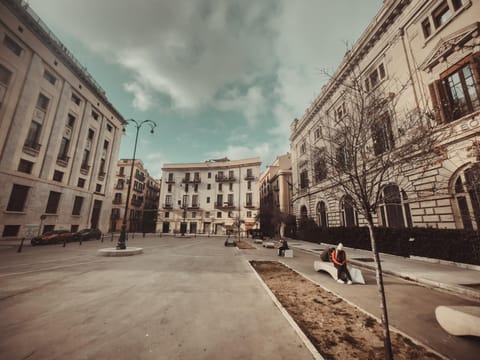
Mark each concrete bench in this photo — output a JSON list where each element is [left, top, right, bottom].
[[263, 242, 275, 248], [313, 261, 365, 284], [435, 305, 480, 337], [284, 249, 293, 258]]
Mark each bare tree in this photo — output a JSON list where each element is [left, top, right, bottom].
[[313, 69, 436, 359]]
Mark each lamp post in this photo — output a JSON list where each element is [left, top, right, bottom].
[[181, 193, 187, 236], [117, 119, 156, 250]]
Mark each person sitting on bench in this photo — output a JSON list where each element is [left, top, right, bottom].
[[278, 239, 289, 256], [331, 243, 352, 285]]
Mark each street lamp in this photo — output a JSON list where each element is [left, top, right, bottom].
[[181, 193, 187, 236], [117, 119, 157, 250]]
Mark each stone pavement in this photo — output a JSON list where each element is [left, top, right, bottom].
[[286, 239, 480, 300]]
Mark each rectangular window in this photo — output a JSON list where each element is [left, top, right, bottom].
[[58, 137, 70, 160], [248, 181, 251, 190], [72, 196, 84, 215], [3, 35, 22, 56], [206, 196, 210, 203], [53, 170, 64, 182], [165, 211, 170, 218], [43, 70, 56, 85], [7, 184, 29, 212], [207, 184, 211, 190], [2, 225, 20, 237], [246, 193, 252, 206], [168, 184, 172, 192], [77, 178, 85, 188], [0, 63, 12, 85], [217, 212, 222, 218], [432, 1, 451, 28], [371, 114, 395, 155], [45, 191, 61, 214], [452, 0, 463, 10], [81, 149, 90, 169], [247, 211, 252, 218], [88, 128, 95, 139], [18, 159, 33, 174], [300, 170, 309, 189], [67, 114, 76, 127], [194, 184, 198, 192], [107, 123, 113, 132], [205, 211, 210, 218], [430, 55, 480, 123], [229, 170, 234, 179], [229, 183, 233, 191], [71, 93, 81, 105], [208, 172, 211, 178], [36, 93, 49, 111], [91, 110, 99, 120], [95, 184, 102, 193], [217, 194, 223, 206], [227, 194, 234, 206], [422, 18, 432, 38], [218, 183, 222, 191], [25, 121, 42, 149], [314, 157, 327, 182]]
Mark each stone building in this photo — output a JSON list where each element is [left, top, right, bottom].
[[110, 159, 160, 233], [0, 0, 125, 238], [157, 157, 261, 235], [290, 0, 480, 230], [259, 153, 293, 236]]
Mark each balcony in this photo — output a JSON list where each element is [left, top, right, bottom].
[[214, 202, 236, 210], [80, 164, 90, 175], [116, 183, 124, 190], [113, 198, 122, 205], [23, 142, 41, 156], [163, 203, 173, 209], [188, 204, 200, 210], [182, 177, 201, 184], [244, 202, 256, 209], [215, 174, 235, 182], [56, 155, 70, 167], [135, 172, 145, 182], [165, 178, 175, 184], [244, 174, 255, 180], [131, 198, 143, 207]]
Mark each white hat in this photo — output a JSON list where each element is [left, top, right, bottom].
[[337, 243, 344, 251]]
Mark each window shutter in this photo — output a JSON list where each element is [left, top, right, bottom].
[[428, 80, 449, 123], [472, 54, 480, 104]]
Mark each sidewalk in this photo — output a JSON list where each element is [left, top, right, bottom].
[[287, 239, 480, 300]]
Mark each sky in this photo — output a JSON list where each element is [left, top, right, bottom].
[[27, 0, 384, 178]]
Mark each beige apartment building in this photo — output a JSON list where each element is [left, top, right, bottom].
[[259, 154, 293, 236], [157, 157, 261, 235], [110, 159, 160, 233], [290, 0, 480, 230], [0, 0, 125, 238]]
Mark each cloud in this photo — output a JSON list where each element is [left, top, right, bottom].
[[123, 81, 153, 111]]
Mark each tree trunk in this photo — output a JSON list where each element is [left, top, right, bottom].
[[366, 215, 393, 360]]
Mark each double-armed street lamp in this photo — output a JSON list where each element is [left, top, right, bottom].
[[117, 119, 157, 250]]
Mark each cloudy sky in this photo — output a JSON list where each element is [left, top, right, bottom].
[[28, 0, 384, 177]]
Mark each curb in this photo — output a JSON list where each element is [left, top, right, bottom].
[[247, 260, 324, 360]]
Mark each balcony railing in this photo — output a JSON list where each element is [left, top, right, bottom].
[[80, 164, 90, 175], [215, 175, 236, 182], [214, 202, 235, 209], [56, 155, 70, 167], [113, 199, 122, 205], [244, 174, 255, 180], [135, 173, 145, 182], [163, 203, 173, 209], [244, 203, 256, 209], [23, 142, 41, 156], [188, 204, 200, 210], [116, 184, 124, 190], [165, 178, 175, 184], [182, 177, 201, 184]]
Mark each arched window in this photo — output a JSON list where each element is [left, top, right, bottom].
[[300, 205, 308, 220], [340, 195, 357, 227], [379, 184, 412, 228], [453, 164, 480, 230], [316, 201, 328, 228]]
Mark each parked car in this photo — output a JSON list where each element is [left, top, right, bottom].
[[30, 230, 73, 246], [73, 228, 102, 241]]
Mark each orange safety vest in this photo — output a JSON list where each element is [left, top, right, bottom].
[[331, 249, 346, 266]]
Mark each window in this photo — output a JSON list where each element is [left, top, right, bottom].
[[218, 183, 222, 191], [71, 225, 79, 233], [24, 121, 42, 149], [246, 193, 253, 206], [194, 184, 198, 192], [206, 196, 210, 204], [227, 194, 234, 206], [217, 212, 222, 218], [453, 164, 480, 230], [192, 195, 198, 208], [107, 123, 113, 132], [77, 178, 85, 188], [18, 159, 33, 174], [88, 129, 95, 140], [2, 225, 20, 237], [300, 170, 309, 189], [365, 63, 387, 91], [36, 93, 50, 111], [0, 64, 12, 108], [67, 114, 76, 127], [43, 70, 56, 85], [317, 201, 328, 228], [452, 0, 463, 10], [6, 184, 29, 212], [91, 110, 99, 120], [95, 184, 102, 193], [248, 181, 251, 190], [168, 184, 172, 192], [314, 156, 327, 183], [205, 211, 210, 218], [335, 103, 346, 121], [72, 196, 84, 215], [71, 93, 81, 105], [314, 127, 321, 140], [81, 149, 90, 169], [379, 185, 412, 228], [371, 113, 394, 155], [53, 170, 64, 182], [299, 142, 306, 155], [192, 212, 196, 218], [3, 35, 22, 56], [45, 191, 61, 214], [207, 184, 211, 190], [229, 170, 234, 179], [114, 193, 122, 204], [432, 1, 451, 28], [340, 195, 357, 227], [229, 183, 233, 191], [58, 137, 70, 161], [246, 211, 252, 218], [165, 212, 170, 218], [429, 55, 480, 123], [208, 172, 211, 179]]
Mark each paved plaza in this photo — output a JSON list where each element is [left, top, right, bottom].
[[0, 235, 479, 360]]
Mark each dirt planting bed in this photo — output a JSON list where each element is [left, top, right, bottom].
[[251, 260, 442, 360]]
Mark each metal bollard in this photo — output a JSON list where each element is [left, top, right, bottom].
[[17, 238, 25, 253]]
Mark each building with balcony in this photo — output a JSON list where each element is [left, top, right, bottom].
[[157, 157, 261, 235], [259, 153, 293, 236], [0, 0, 125, 238], [290, 0, 480, 230], [110, 159, 160, 233]]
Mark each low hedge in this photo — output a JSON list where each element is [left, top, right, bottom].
[[295, 221, 480, 265]]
